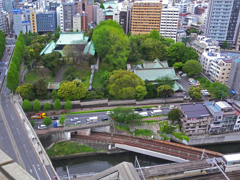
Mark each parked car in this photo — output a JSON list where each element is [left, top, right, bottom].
[[75, 121, 81, 125], [181, 73, 187, 77], [101, 117, 108, 121], [106, 111, 113, 115], [134, 108, 143, 111], [71, 117, 79, 122], [184, 96, 190, 100], [51, 117, 58, 120], [169, 105, 177, 110], [38, 125, 47, 130]]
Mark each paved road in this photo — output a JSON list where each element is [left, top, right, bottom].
[[33, 108, 171, 129], [0, 46, 52, 179]]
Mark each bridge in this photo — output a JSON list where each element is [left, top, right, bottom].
[[72, 132, 222, 163]]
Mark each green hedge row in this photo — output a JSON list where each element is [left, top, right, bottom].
[[0, 30, 5, 60], [6, 33, 24, 92]]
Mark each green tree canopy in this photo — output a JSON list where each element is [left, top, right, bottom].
[[44, 102, 51, 112], [16, 83, 34, 100], [41, 51, 62, 69], [157, 85, 174, 98], [59, 115, 66, 126], [64, 100, 72, 111], [30, 119, 35, 127], [94, 19, 123, 33], [53, 99, 62, 111], [36, 78, 47, 97], [173, 62, 184, 69], [209, 82, 229, 99], [145, 81, 157, 99], [127, 36, 140, 62], [51, 90, 58, 100], [222, 40, 228, 49], [58, 80, 87, 100], [33, 99, 41, 113], [156, 76, 174, 88], [161, 38, 175, 47], [150, 29, 160, 40], [43, 117, 52, 128], [22, 100, 32, 112], [109, 106, 143, 123], [100, 2, 105, 9], [106, 70, 147, 100], [188, 86, 203, 100], [183, 60, 202, 77], [168, 109, 180, 122]]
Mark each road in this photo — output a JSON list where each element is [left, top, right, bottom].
[[0, 46, 54, 179], [33, 107, 171, 129]]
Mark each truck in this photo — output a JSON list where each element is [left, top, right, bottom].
[[139, 112, 148, 117], [150, 110, 162, 116], [151, 105, 162, 111], [86, 116, 98, 124], [54, 120, 65, 128], [31, 113, 46, 119]]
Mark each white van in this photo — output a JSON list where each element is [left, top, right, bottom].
[[38, 125, 47, 129], [86, 116, 98, 123], [139, 112, 148, 117], [150, 110, 162, 116]]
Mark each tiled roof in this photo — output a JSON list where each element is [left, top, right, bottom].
[[56, 32, 88, 45]]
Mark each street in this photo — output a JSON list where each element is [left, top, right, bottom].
[[33, 107, 171, 129]]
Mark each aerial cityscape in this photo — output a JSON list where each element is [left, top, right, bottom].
[[0, 0, 240, 179]]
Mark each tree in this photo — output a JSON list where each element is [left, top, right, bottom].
[[222, 40, 228, 49], [64, 100, 72, 112], [150, 29, 160, 40], [36, 78, 47, 97], [85, 91, 98, 100], [30, 119, 35, 127], [106, 70, 147, 100], [145, 81, 157, 99], [43, 117, 52, 128], [109, 106, 143, 123], [161, 38, 175, 47], [168, 109, 180, 122], [156, 76, 174, 88], [51, 90, 58, 100], [59, 115, 66, 126], [58, 80, 87, 100], [157, 85, 174, 98], [16, 83, 34, 100], [94, 19, 123, 32], [209, 82, 229, 99], [44, 102, 51, 111], [140, 38, 167, 61], [33, 99, 41, 113], [53, 99, 62, 111], [100, 2, 105, 9], [183, 60, 202, 77], [41, 51, 62, 70], [188, 86, 203, 100], [173, 62, 184, 69], [127, 36, 140, 62], [6, 70, 19, 92], [54, 26, 61, 41], [92, 26, 129, 69], [22, 100, 32, 112]]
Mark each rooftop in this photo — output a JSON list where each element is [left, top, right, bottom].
[[180, 103, 210, 119], [56, 32, 88, 45], [223, 153, 240, 163], [47, 82, 60, 90]]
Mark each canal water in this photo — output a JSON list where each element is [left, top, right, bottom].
[[53, 142, 240, 176]]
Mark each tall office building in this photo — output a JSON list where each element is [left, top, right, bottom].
[[131, 0, 161, 35], [36, 11, 57, 33], [63, 3, 75, 31], [160, 0, 179, 41], [205, 0, 240, 49], [3, 0, 12, 12], [29, 7, 37, 33], [73, 13, 81, 32], [93, 3, 105, 25], [0, 0, 3, 12]]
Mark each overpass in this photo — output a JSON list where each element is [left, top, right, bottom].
[[72, 132, 222, 163]]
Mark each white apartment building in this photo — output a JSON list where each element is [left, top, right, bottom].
[[160, 0, 179, 41], [93, 3, 105, 25], [0, 0, 3, 12], [200, 51, 224, 73], [57, 4, 64, 32], [73, 13, 81, 32], [175, 2, 187, 13]]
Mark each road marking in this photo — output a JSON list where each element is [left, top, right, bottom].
[[11, 114, 13, 120], [16, 128, 20, 135], [5, 103, 8, 107], [30, 169, 32, 173], [33, 164, 40, 180], [23, 144, 28, 152]]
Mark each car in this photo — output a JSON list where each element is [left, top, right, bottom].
[[169, 105, 177, 110], [38, 125, 47, 129], [106, 111, 113, 115], [75, 121, 81, 125], [101, 117, 108, 121], [184, 96, 190, 100], [134, 108, 143, 111], [71, 117, 79, 122], [51, 117, 58, 120], [8, 52, 10, 55], [181, 73, 187, 77]]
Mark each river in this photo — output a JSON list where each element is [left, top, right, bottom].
[[53, 142, 240, 176]]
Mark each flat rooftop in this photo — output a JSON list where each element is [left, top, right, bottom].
[[223, 153, 240, 163], [180, 103, 210, 119]]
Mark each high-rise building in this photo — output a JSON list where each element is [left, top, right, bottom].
[[57, 4, 64, 31], [93, 3, 105, 25], [227, 57, 240, 94], [0, 0, 3, 12], [205, 0, 240, 49], [29, 7, 37, 33], [131, 0, 161, 35], [160, 0, 179, 41], [63, 3, 75, 31], [3, 0, 12, 12], [73, 13, 81, 32], [13, 11, 23, 35], [0, 12, 7, 33], [36, 11, 57, 33]]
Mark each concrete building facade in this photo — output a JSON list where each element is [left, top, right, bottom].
[[0, 12, 7, 33], [63, 3, 75, 31], [13, 12, 23, 35], [93, 4, 105, 25], [3, 0, 12, 12], [131, 0, 161, 35], [0, 0, 3, 12], [227, 57, 240, 94], [29, 7, 37, 33], [36, 11, 57, 33], [160, 1, 179, 41], [73, 13, 81, 32]]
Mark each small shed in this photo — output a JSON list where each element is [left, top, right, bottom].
[[47, 82, 60, 92]]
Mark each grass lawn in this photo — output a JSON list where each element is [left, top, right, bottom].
[[24, 69, 54, 84], [92, 62, 111, 89], [73, 67, 91, 87], [46, 141, 100, 157]]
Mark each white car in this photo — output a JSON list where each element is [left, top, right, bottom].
[[184, 96, 190, 100], [75, 121, 81, 125], [38, 125, 47, 130], [181, 73, 187, 77], [71, 117, 79, 122], [169, 105, 177, 110], [106, 111, 113, 115]]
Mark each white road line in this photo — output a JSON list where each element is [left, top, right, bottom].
[[11, 115, 14, 120], [16, 128, 20, 135], [5, 103, 8, 107], [23, 144, 28, 152], [30, 169, 32, 173], [33, 164, 40, 180]]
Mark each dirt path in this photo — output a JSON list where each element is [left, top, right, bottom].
[[54, 63, 66, 82]]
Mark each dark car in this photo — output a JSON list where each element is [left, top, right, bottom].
[[134, 108, 143, 111], [101, 117, 108, 121], [51, 117, 58, 120]]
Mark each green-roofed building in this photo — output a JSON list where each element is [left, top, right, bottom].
[[40, 32, 95, 56], [134, 59, 184, 92]]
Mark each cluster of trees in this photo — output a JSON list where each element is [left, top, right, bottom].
[[188, 86, 203, 100], [209, 82, 229, 99], [0, 30, 5, 59], [185, 27, 203, 36], [6, 32, 24, 92], [182, 60, 202, 77]]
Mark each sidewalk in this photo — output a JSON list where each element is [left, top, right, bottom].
[[12, 94, 59, 179]]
